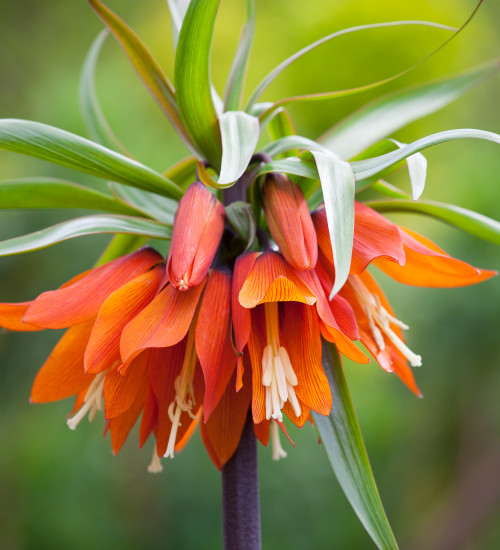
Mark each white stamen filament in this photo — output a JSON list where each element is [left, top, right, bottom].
[[67, 371, 107, 430], [270, 421, 287, 461], [148, 444, 164, 474], [262, 303, 301, 422], [350, 276, 422, 367]]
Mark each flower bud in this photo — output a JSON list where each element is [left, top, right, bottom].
[[167, 182, 225, 290], [262, 174, 317, 270]]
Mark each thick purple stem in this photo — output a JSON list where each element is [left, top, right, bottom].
[[221, 411, 262, 550]]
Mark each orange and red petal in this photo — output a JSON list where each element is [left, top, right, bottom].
[[85, 265, 164, 374], [196, 268, 237, 420], [30, 319, 95, 403], [247, 306, 267, 424], [375, 227, 497, 287], [0, 302, 42, 332], [24, 248, 163, 329], [239, 251, 316, 308], [120, 280, 205, 363]]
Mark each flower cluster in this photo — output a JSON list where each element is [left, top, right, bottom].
[[0, 177, 494, 471]]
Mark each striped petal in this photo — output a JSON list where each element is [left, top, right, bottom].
[[247, 306, 267, 424], [196, 268, 237, 420], [85, 265, 164, 374], [24, 247, 163, 329]]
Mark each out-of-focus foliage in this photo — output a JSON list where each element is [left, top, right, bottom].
[[0, 1, 499, 548]]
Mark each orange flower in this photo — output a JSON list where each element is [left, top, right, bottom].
[[312, 202, 497, 393]]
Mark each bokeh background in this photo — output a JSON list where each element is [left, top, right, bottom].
[[0, 1, 499, 548]]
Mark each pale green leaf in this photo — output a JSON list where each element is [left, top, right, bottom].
[[0, 215, 171, 257], [175, 0, 222, 167], [389, 139, 427, 200], [0, 119, 183, 199], [110, 183, 177, 224], [266, 108, 296, 142], [366, 198, 500, 245], [311, 151, 355, 298], [166, 0, 191, 48], [0, 178, 142, 216], [313, 342, 399, 550], [321, 61, 499, 159], [163, 155, 198, 189]]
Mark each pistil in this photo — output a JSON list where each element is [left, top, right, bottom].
[[270, 420, 287, 461]]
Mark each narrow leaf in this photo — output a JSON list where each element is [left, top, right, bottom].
[[0, 119, 183, 199], [389, 139, 427, 200], [175, 0, 222, 167], [79, 30, 130, 155], [262, 135, 332, 157], [0, 215, 172, 257], [366, 199, 500, 245], [321, 60, 499, 159], [267, 108, 296, 142], [87, 0, 194, 151], [110, 182, 177, 224], [166, 0, 191, 48], [256, 157, 319, 181], [95, 233, 148, 266], [351, 129, 500, 182], [163, 155, 198, 188], [370, 180, 409, 199], [311, 151, 355, 298], [224, 0, 256, 111], [225, 201, 257, 251], [312, 341, 399, 550], [0, 178, 142, 216]]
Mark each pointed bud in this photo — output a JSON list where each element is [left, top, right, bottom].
[[167, 182, 225, 290], [262, 174, 317, 270]]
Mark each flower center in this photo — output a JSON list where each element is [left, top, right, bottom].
[[349, 275, 422, 367], [67, 371, 107, 430], [165, 326, 198, 459], [262, 302, 301, 422]]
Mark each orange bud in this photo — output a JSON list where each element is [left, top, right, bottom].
[[262, 174, 317, 270], [167, 182, 225, 290]]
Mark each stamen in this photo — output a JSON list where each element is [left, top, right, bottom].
[[262, 303, 301, 422], [67, 371, 107, 430], [148, 444, 163, 473], [270, 421, 287, 461], [350, 276, 422, 367]]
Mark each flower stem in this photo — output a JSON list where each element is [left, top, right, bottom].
[[222, 411, 262, 550]]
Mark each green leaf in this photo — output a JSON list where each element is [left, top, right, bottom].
[[110, 183, 177, 224], [88, 0, 194, 151], [166, 0, 191, 48], [163, 156, 198, 189], [246, 20, 454, 112], [366, 198, 500, 245], [95, 233, 148, 266], [262, 135, 332, 157], [389, 139, 427, 200], [352, 129, 500, 182], [370, 180, 409, 199], [175, 0, 222, 167], [0, 215, 172, 257], [0, 119, 183, 199], [311, 151, 355, 298], [321, 60, 499, 160], [224, 0, 256, 111], [79, 30, 130, 155], [266, 108, 296, 142], [256, 157, 320, 181], [313, 342, 399, 550], [0, 178, 142, 216]]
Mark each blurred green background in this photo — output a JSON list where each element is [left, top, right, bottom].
[[0, 1, 499, 549]]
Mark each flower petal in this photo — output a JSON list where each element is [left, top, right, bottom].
[[375, 227, 497, 287], [139, 384, 158, 448], [24, 247, 163, 329], [30, 320, 95, 403], [120, 280, 206, 363], [247, 306, 267, 424], [0, 302, 42, 332], [196, 268, 237, 420], [85, 265, 164, 374]]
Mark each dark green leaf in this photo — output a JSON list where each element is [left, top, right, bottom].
[[0, 215, 172, 256], [366, 198, 500, 245], [313, 342, 399, 550], [175, 0, 222, 167], [0, 119, 183, 199]]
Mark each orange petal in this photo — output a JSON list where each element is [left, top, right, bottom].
[[196, 269, 237, 420], [85, 265, 164, 374], [0, 302, 42, 332], [167, 182, 225, 290], [253, 419, 270, 446], [262, 174, 317, 270], [200, 422, 223, 470], [139, 384, 158, 448], [239, 251, 316, 308], [375, 227, 497, 287], [282, 399, 310, 428], [24, 247, 163, 329], [120, 280, 206, 362], [247, 306, 267, 424], [232, 252, 259, 355], [30, 320, 95, 403], [204, 368, 252, 467], [104, 352, 149, 419]]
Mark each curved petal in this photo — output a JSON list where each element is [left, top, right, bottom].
[[0, 302, 42, 332], [239, 251, 316, 308], [120, 280, 205, 362], [247, 306, 267, 424], [24, 247, 163, 329], [196, 268, 237, 420], [85, 265, 164, 374], [139, 384, 158, 448], [30, 320, 95, 403], [375, 227, 497, 287]]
